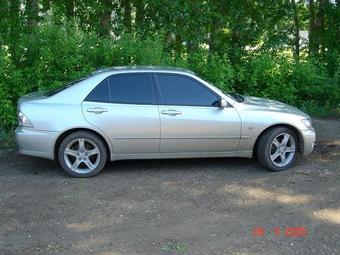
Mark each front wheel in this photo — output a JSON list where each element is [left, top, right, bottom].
[[58, 131, 107, 177], [257, 127, 298, 171]]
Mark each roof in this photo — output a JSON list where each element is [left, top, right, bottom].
[[92, 65, 196, 75]]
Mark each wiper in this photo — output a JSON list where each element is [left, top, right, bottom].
[[227, 93, 244, 103]]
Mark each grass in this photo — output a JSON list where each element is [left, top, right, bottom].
[[0, 129, 15, 150], [161, 241, 187, 254], [302, 104, 340, 118]]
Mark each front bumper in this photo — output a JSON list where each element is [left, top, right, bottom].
[[15, 127, 59, 160], [301, 128, 316, 156]]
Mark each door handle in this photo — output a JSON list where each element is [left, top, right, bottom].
[[161, 109, 182, 116], [87, 107, 108, 114]]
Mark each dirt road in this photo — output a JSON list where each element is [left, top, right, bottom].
[[1, 118, 339, 255]]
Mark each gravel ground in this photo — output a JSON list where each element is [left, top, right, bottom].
[[1, 118, 340, 255]]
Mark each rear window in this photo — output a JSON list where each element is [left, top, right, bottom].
[[44, 75, 91, 97]]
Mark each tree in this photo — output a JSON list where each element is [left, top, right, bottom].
[[26, 0, 39, 28], [134, 0, 145, 31], [99, 0, 113, 36], [65, 0, 75, 20], [291, 0, 300, 61], [122, 0, 132, 32], [8, 0, 21, 63]]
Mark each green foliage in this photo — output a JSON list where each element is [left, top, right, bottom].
[[0, 18, 339, 131], [0, 48, 21, 130], [112, 32, 165, 66], [188, 52, 235, 92], [236, 54, 297, 104], [160, 241, 187, 254], [234, 53, 340, 113]]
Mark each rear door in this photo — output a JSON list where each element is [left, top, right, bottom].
[[155, 73, 241, 153], [82, 73, 160, 154]]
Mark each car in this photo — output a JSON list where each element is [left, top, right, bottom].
[[15, 66, 316, 177]]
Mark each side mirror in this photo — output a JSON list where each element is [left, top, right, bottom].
[[218, 98, 228, 108]]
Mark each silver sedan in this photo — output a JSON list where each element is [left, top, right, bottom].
[[15, 66, 315, 177]]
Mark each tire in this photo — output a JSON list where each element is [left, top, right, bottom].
[[58, 131, 107, 177], [256, 127, 298, 171]]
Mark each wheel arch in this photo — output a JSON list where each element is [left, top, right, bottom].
[[54, 128, 112, 161], [252, 124, 303, 158]]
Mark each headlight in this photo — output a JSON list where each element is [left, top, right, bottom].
[[301, 118, 313, 130], [18, 111, 33, 127]]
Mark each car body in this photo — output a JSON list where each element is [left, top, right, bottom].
[[15, 66, 316, 177]]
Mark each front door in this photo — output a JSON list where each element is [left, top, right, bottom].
[[155, 73, 241, 153], [82, 73, 160, 154]]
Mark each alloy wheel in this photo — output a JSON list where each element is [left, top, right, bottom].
[[270, 133, 296, 167], [63, 138, 101, 174]]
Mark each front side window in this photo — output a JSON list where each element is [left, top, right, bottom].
[[156, 74, 219, 106], [108, 73, 154, 105]]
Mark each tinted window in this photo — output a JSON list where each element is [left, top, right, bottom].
[[86, 78, 109, 102], [157, 74, 218, 106], [109, 74, 154, 104]]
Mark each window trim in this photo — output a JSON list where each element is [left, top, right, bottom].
[[153, 73, 220, 107]]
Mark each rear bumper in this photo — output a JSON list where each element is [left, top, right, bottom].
[[15, 127, 58, 160], [301, 128, 316, 156]]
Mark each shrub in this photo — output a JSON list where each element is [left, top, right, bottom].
[[289, 60, 340, 114], [0, 23, 339, 131], [0, 48, 21, 130], [235, 54, 297, 104]]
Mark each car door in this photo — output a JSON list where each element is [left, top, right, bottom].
[[155, 73, 241, 153], [82, 73, 160, 154]]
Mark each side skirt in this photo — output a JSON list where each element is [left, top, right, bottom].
[[110, 151, 253, 161]]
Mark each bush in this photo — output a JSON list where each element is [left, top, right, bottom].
[[235, 54, 297, 104], [0, 48, 21, 130], [233, 54, 340, 114], [0, 23, 339, 131], [289, 60, 340, 114]]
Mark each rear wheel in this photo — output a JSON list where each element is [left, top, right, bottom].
[[58, 131, 107, 177], [257, 127, 298, 171]]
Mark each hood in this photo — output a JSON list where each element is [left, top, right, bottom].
[[241, 96, 309, 118]]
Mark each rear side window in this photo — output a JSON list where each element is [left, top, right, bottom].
[[85, 79, 109, 103], [108, 73, 154, 104], [156, 74, 218, 106]]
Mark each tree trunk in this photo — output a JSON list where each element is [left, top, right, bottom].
[[135, 0, 144, 31], [122, 0, 132, 32], [8, 0, 21, 63], [26, 0, 39, 28], [209, 19, 222, 54], [308, 0, 320, 57], [0, 1, 8, 45], [291, 0, 300, 61], [65, 0, 75, 20], [317, 0, 326, 58], [230, 28, 242, 64], [99, 0, 112, 36]]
